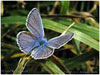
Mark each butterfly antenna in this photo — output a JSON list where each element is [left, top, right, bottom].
[[61, 22, 75, 35]]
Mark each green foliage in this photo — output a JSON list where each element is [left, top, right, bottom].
[[1, 17, 99, 51], [41, 60, 65, 74], [60, 1, 70, 14], [63, 50, 98, 70], [1, 1, 99, 74], [13, 56, 29, 74]]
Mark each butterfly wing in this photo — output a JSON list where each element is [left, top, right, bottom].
[[17, 8, 45, 54], [17, 31, 37, 54], [31, 44, 54, 59], [26, 8, 44, 38], [48, 33, 74, 49]]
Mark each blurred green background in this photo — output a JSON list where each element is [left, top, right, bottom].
[[1, 1, 99, 74]]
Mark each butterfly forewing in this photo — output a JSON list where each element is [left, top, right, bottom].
[[48, 33, 74, 49], [17, 31, 37, 54], [26, 8, 44, 38]]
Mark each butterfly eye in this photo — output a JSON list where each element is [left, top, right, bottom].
[[40, 41, 44, 45], [39, 38, 47, 45]]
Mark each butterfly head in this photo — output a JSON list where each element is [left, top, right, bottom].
[[39, 38, 47, 45]]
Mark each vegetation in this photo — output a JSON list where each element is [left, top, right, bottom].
[[1, 1, 99, 74]]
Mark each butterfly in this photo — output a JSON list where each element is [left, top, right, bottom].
[[17, 8, 74, 60]]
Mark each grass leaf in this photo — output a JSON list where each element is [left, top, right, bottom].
[[13, 56, 29, 74], [60, 1, 70, 14], [63, 50, 98, 70], [40, 60, 65, 74]]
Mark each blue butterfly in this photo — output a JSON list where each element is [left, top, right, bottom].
[[17, 8, 74, 60]]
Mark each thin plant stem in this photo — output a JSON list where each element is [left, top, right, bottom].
[[13, 56, 31, 74], [61, 22, 75, 36], [2, 24, 20, 39], [41, 14, 92, 18]]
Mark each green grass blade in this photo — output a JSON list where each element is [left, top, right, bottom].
[[40, 60, 64, 74], [43, 19, 99, 51], [13, 56, 29, 74], [63, 50, 98, 70], [72, 39, 81, 54], [60, 1, 70, 14], [55, 19, 99, 40]]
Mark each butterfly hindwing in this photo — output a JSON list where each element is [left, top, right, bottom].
[[31, 44, 54, 59], [17, 31, 37, 54]]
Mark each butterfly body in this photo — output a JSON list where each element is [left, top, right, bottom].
[[32, 37, 47, 49], [17, 8, 74, 60]]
